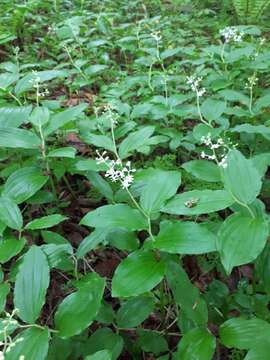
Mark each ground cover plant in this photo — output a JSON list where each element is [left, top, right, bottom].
[[0, 0, 270, 358]]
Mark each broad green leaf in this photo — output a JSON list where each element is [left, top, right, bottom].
[[0, 72, 18, 89], [255, 243, 270, 294], [182, 160, 221, 182], [222, 149, 262, 204], [112, 250, 165, 297], [87, 171, 114, 201], [82, 134, 114, 152], [140, 169, 181, 214], [176, 328, 216, 360], [162, 190, 234, 215], [0, 127, 41, 149], [116, 294, 155, 328], [138, 329, 168, 355], [119, 126, 155, 159], [0, 196, 23, 230], [0, 282, 10, 311], [245, 342, 270, 360], [15, 70, 68, 95], [230, 124, 270, 140], [0, 236, 26, 263], [3, 167, 48, 204], [220, 317, 270, 350], [55, 273, 105, 338], [201, 99, 226, 122], [106, 228, 139, 251], [77, 228, 107, 258], [48, 147, 76, 158], [41, 244, 73, 270], [80, 204, 147, 231], [166, 260, 208, 326], [154, 221, 216, 254], [218, 89, 249, 105], [44, 103, 87, 136], [75, 159, 108, 172], [5, 327, 49, 360], [0, 105, 32, 127], [14, 245, 50, 323], [25, 214, 67, 230], [86, 328, 123, 360], [30, 106, 50, 127], [46, 335, 72, 360], [85, 64, 108, 75], [85, 350, 112, 360], [217, 213, 269, 274]]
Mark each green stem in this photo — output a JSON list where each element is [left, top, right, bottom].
[[196, 94, 212, 127]]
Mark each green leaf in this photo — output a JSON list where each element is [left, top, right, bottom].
[[3, 167, 48, 204], [106, 228, 139, 251], [154, 221, 216, 254], [112, 250, 165, 297], [0, 282, 10, 312], [176, 328, 216, 360], [230, 124, 270, 140], [182, 160, 221, 182], [85, 64, 108, 75], [217, 213, 269, 274], [162, 190, 234, 215], [87, 171, 114, 201], [15, 70, 68, 95], [80, 204, 147, 231], [82, 134, 114, 152], [222, 149, 262, 204], [220, 317, 270, 350], [166, 260, 208, 326], [54, 273, 105, 338], [138, 329, 168, 355], [77, 228, 107, 258], [0, 236, 26, 263], [119, 126, 155, 159], [0, 106, 32, 127], [5, 327, 50, 360], [30, 106, 50, 127], [25, 214, 67, 230], [44, 103, 87, 136], [255, 243, 270, 294], [41, 243, 73, 270], [201, 99, 226, 122], [245, 342, 270, 360], [86, 328, 123, 360], [140, 170, 181, 214], [218, 89, 249, 105], [0, 196, 23, 230], [47, 147, 76, 158], [116, 294, 155, 328], [14, 245, 50, 323], [0, 127, 41, 149], [85, 350, 112, 360]]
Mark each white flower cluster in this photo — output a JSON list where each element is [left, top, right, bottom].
[[186, 75, 206, 97], [29, 71, 49, 97], [245, 74, 258, 90], [201, 133, 228, 168], [96, 150, 136, 189], [150, 30, 162, 42], [219, 27, 244, 43], [103, 104, 119, 126]]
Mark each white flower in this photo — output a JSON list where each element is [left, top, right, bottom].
[[96, 150, 109, 164], [96, 151, 135, 188], [220, 27, 244, 43], [187, 76, 206, 97]]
